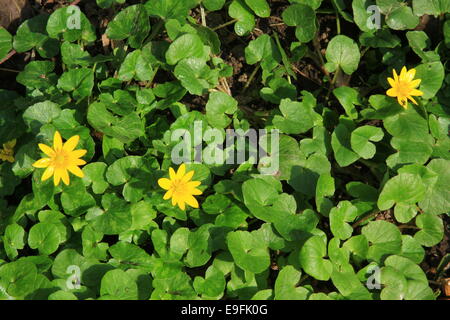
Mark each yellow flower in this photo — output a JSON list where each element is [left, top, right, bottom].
[[32, 131, 87, 186], [158, 163, 203, 210], [0, 139, 17, 163], [386, 66, 423, 109]]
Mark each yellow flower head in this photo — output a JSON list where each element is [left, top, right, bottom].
[[386, 66, 423, 109], [0, 139, 17, 163], [158, 163, 203, 210], [32, 131, 87, 186]]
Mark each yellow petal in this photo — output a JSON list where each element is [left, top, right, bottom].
[[409, 89, 423, 96], [397, 97, 408, 109], [158, 178, 172, 190], [387, 77, 396, 87], [53, 168, 62, 186], [190, 188, 203, 196], [176, 164, 186, 179], [63, 135, 80, 152], [406, 68, 416, 81], [399, 66, 407, 81], [386, 88, 397, 97], [73, 159, 87, 166], [39, 143, 55, 157], [185, 195, 199, 208], [409, 79, 421, 88], [186, 180, 201, 188], [163, 189, 173, 200], [41, 166, 55, 181], [169, 167, 176, 180], [33, 158, 51, 168], [171, 195, 178, 207], [53, 131, 63, 151], [393, 69, 399, 81], [408, 96, 418, 105], [178, 200, 186, 210], [70, 149, 87, 159], [181, 170, 195, 183], [61, 169, 70, 185], [68, 165, 84, 178]]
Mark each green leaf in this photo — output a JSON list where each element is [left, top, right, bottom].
[[174, 58, 216, 95], [106, 156, 157, 202], [46, 7, 96, 42], [412, 0, 450, 16], [91, 194, 132, 235], [23, 101, 61, 133], [194, 265, 226, 299], [57, 68, 94, 100], [3, 223, 26, 260], [299, 235, 333, 281], [378, 173, 426, 211], [185, 224, 213, 268], [118, 50, 153, 82], [0, 260, 38, 298], [229, 0, 256, 36], [13, 15, 59, 58], [28, 222, 61, 255], [100, 269, 139, 300], [165, 33, 206, 65], [414, 61, 445, 100], [87, 101, 144, 143], [333, 87, 360, 119], [400, 235, 425, 264], [282, 4, 316, 43], [414, 213, 444, 247], [0, 27, 12, 60], [16, 61, 56, 89], [362, 220, 402, 262], [82, 162, 109, 194], [273, 98, 319, 135], [331, 121, 360, 167], [245, 0, 270, 18], [145, 0, 198, 21], [325, 35, 361, 75], [109, 241, 153, 271], [350, 125, 384, 159], [385, 5, 419, 30], [227, 230, 270, 274], [106, 4, 150, 48], [206, 92, 238, 128], [61, 42, 91, 67], [419, 159, 450, 215], [274, 266, 309, 300], [330, 201, 359, 240], [61, 179, 96, 217]]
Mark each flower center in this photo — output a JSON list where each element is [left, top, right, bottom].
[[396, 81, 411, 97], [53, 151, 67, 167], [171, 179, 186, 194]]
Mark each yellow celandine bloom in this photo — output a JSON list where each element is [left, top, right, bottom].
[[386, 66, 423, 109], [0, 139, 17, 163], [32, 131, 87, 186], [158, 163, 203, 210]]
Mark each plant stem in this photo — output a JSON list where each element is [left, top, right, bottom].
[[212, 19, 238, 31], [352, 210, 380, 228]]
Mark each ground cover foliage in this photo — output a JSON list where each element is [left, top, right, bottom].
[[0, 0, 449, 300]]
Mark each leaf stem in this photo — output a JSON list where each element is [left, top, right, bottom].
[[212, 19, 238, 31]]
